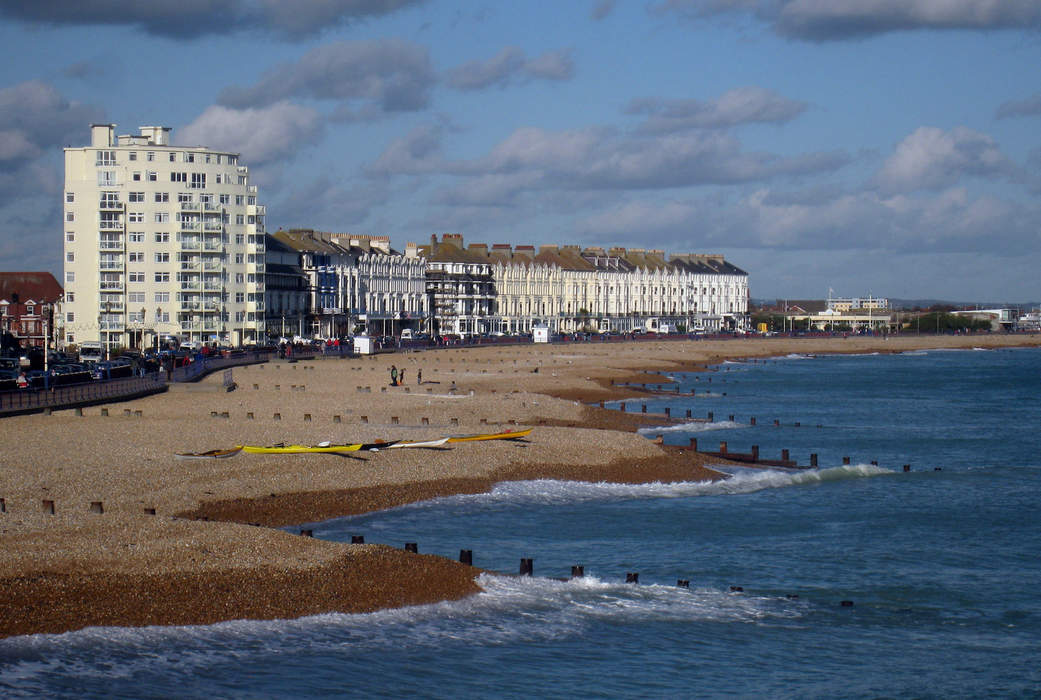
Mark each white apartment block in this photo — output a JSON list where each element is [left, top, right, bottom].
[[63, 123, 266, 350]]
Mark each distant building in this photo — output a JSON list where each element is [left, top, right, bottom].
[[0, 272, 63, 352], [419, 235, 748, 335], [271, 229, 427, 338], [63, 123, 266, 350]]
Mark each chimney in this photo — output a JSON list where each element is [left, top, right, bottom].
[[91, 123, 115, 148], [139, 126, 171, 146]]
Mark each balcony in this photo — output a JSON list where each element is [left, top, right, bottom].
[[204, 222, 223, 232], [204, 242, 223, 251], [99, 220, 123, 231], [203, 202, 222, 212], [99, 200, 123, 210], [99, 262, 123, 270], [180, 241, 200, 250], [99, 280, 123, 291], [180, 221, 200, 232], [99, 241, 123, 251], [180, 201, 200, 211]]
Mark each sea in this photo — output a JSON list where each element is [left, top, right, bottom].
[[2, 345, 1040, 698]]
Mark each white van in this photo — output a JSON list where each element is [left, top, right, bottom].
[[400, 329, 413, 341], [78, 341, 103, 363]]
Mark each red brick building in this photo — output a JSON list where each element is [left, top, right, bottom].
[[0, 272, 63, 353]]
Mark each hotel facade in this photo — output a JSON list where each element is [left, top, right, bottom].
[[63, 124, 266, 350]]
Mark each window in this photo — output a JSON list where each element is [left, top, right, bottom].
[[235, 195, 244, 205], [247, 196, 256, 205], [129, 191, 144, 202], [67, 312, 75, 323], [147, 151, 155, 162], [204, 154, 211, 163], [66, 292, 74, 303], [66, 212, 74, 222], [97, 170, 116, 186], [155, 232, 170, 243], [169, 152, 176, 162], [178, 192, 192, 203], [128, 212, 144, 223], [236, 214, 244, 225], [235, 292, 244, 303], [155, 192, 169, 203], [128, 292, 145, 304], [133, 171, 142, 181], [235, 311, 245, 322], [183, 152, 194, 163], [95, 150, 116, 166], [154, 292, 170, 303], [171, 172, 187, 182], [129, 232, 144, 243], [215, 174, 222, 184], [66, 271, 75, 282], [66, 251, 74, 262], [66, 231, 75, 242], [128, 272, 145, 282], [237, 176, 246, 185], [155, 272, 170, 282], [235, 254, 244, 264], [155, 252, 170, 263], [66, 192, 74, 203], [154, 212, 169, 223], [235, 273, 244, 283], [129, 252, 144, 263], [129, 151, 137, 161], [147, 171, 157, 181], [235, 234, 244, 244], [190, 172, 206, 189], [220, 194, 229, 204]]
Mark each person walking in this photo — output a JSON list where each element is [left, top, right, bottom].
[[417, 368, 422, 385], [399, 368, 406, 385], [390, 364, 398, 386]]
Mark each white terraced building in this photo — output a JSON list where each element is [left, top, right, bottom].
[[63, 123, 266, 350], [420, 235, 749, 335]]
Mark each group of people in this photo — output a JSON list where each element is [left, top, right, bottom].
[[389, 365, 422, 386]]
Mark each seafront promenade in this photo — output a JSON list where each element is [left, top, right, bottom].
[[1, 333, 1037, 638]]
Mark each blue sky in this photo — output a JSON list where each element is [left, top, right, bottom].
[[1, 0, 1039, 303]]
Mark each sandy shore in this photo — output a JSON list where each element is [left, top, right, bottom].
[[1, 333, 1037, 638]]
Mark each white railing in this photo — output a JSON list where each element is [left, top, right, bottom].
[[99, 281, 123, 290], [180, 202, 200, 211]]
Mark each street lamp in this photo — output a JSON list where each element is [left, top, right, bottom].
[[155, 307, 162, 352]]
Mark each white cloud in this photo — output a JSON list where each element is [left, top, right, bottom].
[[445, 47, 574, 91], [218, 39, 434, 113], [996, 92, 1041, 119], [0, 0, 424, 41], [874, 126, 1016, 194], [178, 102, 323, 166], [626, 87, 808, 132], [655, 0, 1041, 40]]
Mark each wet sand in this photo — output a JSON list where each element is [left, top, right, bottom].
[[1, 333, 1037, 638]]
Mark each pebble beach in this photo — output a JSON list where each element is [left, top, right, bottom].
[[2, 333, 1037, 638]]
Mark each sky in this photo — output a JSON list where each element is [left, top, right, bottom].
[[1, 0, 1039, 304]]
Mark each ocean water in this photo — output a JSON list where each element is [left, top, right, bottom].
[[3, 347, 1041, 698]]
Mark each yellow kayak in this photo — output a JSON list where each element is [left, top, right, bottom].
[[447, 428, 532, 443], [238, 442, 366, 454]]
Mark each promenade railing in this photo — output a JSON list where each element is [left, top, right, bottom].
[[0, 373, 167, 417]]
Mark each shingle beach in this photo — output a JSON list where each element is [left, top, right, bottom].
[[2, 334, 1037, 638]]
